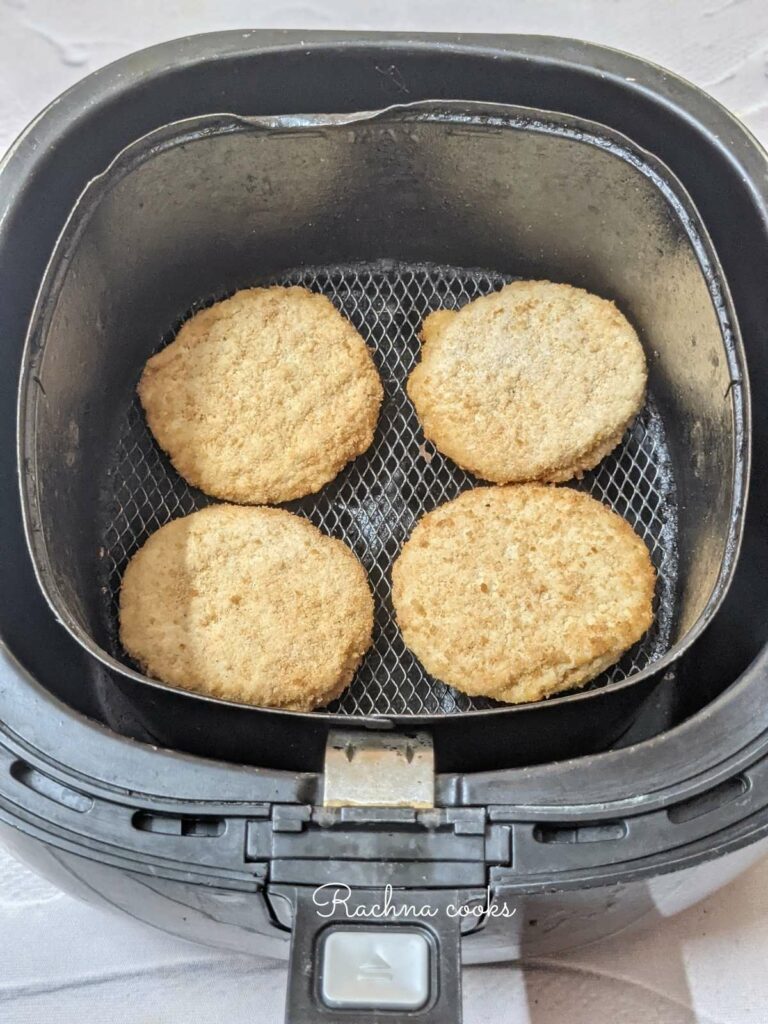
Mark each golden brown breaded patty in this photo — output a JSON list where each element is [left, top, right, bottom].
[[407, 280, 646, 483], [139, 286, 383, 504], [392, 485, 655, 704], [119, 505, 373, 710]]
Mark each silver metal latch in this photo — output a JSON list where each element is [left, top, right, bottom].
[[323, 730, 435, 809]]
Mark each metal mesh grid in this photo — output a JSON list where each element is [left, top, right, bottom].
[[99, 261, 679, 716]]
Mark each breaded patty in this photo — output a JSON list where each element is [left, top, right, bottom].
[[139, 286, 383, 504], [392, 485, 655, 704], [407, 280, 646, 483], [119, 505, 374, 710]]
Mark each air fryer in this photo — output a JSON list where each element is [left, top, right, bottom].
[[1, 31, 768, 1024]]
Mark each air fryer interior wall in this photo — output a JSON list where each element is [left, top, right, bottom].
[[3, 36, 765, 774]]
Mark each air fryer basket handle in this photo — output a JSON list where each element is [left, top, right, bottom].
[[280, 884, 468, 1023]]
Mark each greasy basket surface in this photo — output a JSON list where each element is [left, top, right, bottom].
[[99, 261, 679, 715]]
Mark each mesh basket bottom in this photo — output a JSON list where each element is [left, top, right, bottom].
[[99, 261, 679, 716]]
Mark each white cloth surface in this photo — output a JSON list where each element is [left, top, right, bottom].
[[1, 2, 767, 1021], [3, 845, 768, 1023]]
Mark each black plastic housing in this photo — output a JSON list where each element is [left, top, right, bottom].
[[3, 32, 762, 773], [1, 34, 768, 977]]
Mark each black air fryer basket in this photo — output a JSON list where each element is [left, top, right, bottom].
[[2, 32, 768, 1024], [17, 100, 748, 772]]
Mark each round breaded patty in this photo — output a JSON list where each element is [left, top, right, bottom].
[[119, 505, 374, 710], [139, 286, 383, 504], [392, 485, 655, 704], [407, 280, 646, 483]]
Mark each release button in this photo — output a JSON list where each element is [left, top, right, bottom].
[[320, 928, 431, 1010]]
